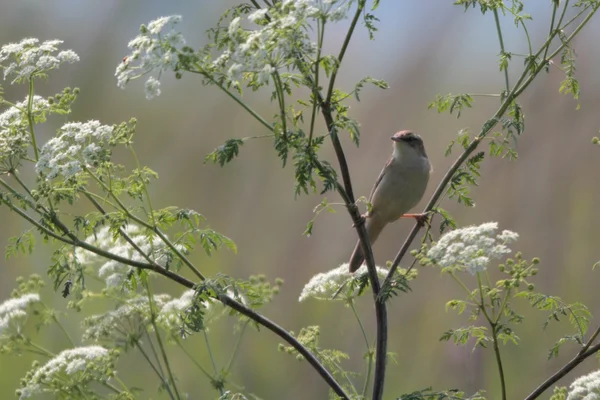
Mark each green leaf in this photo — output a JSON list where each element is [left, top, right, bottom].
[[205, 139, 245, 166], [5, 231, 35, 259]]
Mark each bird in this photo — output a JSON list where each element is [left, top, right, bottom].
[[348, 130, 431, 273]]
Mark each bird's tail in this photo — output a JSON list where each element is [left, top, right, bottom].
[[348, 217, 386, 273]]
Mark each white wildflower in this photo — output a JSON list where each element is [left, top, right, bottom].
[[0, 95, 51, 173], [116, 15, 184, 97], [82, 295, 172, 342], [162, 289, 246, 334], [148, 15, 182, 34], [0, 38, 79, 83], [18, 346, 114, 399], [567, 370, 600, 399], [427, 222, 519, 275], [74, 225, 187, 289], [248, 8, 269, 23], [144, 76, 161, 99], [299, 263, 389, 302], [257, 64, 275, 85], [0, 293, 40, 336], [35, 120, 115, 181]]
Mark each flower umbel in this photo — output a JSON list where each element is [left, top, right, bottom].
[[74, 225, 187, 289], [35, 120, 116, 180], [0, 293, 40, 336], [299, 263, 388, 302], [567, 369, 600, 399], [0, 38, 79, 83], [17, 345, 116, 399], [0, 95, 51, 173], [115, 15, 184, 97], [427, 222, 519, 275]]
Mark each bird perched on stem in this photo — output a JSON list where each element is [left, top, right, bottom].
[[348, 130, 431, 273]]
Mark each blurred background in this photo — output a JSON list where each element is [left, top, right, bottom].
[[1, 1, 600, 399]]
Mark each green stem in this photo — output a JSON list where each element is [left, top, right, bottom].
[[449, 272, 471, 296], [225, 320, 250, 373], [477, 274, 506, 400], [51, 313, 75, 347], [325, 0, 364, 104], [176, 340, 214, 380], [134, 339, 176, 400], [203, 330, 220, 375], [493, 8, 511, 94], [27, 341, 56, 358], [494, 288, 511, 326], [127, 145, 157, 227], [491, 324, 507, 400], [26, 78, 40, 161], [308, 16, 325, 145], [203, 330, 225, 396], [272, 70, 288, 138], [143, 279, 182, 400], [187, 65, 274, 133], [350, 301, 372, 397]]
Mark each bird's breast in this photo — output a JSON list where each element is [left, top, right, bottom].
[[370, 156, 430, 223]]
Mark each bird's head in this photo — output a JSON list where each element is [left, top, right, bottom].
[[391, 130, 428, 159]]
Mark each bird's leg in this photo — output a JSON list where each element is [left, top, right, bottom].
[[401, 212, 430, 227], [351, 213, 368, 228]]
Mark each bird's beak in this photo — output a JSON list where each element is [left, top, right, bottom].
[[391, 135, 401, 142]]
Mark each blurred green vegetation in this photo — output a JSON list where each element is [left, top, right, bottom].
[[1, 1, 600, 399]]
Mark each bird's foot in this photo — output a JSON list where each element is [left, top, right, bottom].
[[401, 212, 431, 227], [352, 214, 367, 228]]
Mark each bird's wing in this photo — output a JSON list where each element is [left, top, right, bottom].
[[368, 156, 393, 201]]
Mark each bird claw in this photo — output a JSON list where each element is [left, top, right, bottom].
[[352, 214, 367, 228], [401, 211, 432, 227]]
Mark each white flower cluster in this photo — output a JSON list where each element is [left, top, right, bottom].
[[82, 295, 172, 341], [35, 120, 115, 180], [299, 263, 389, 302], [115, 15, 185, 99], [0, 95, 51, 173], [18, 345, 113, 399], [0, 293, 40, 336], [83, 289, 229, 340], [157, 289, 244, 333], [567, 370, 600, 399], [0, 38, 79, 83], [427, 222, 519, 275], [220, 1, 318, 85], [156, 290, 195, 332], [218, 0, 355, 85], [74, 225, 187, 289]]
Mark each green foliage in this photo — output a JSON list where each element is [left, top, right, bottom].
[[434, 207, 457, 234], [447, 151, 484, 207], [557, 32, 580, 108], [353, 76, 388, 102], [516, 291, 592, 358], [440, 326, 489, 348], [304, 197, 337, 237], [205, 138, 245, 166], [398, 388, 486, 400], [279, 326, 356, 396], [428, 93, 473, 118], [5, 230, 35, 258], [454, 0, 503, 13], [549, 386, 568, 400], [377, 267, 416, 303]]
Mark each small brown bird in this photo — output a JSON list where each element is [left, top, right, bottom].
[[348, 130, 431, 272]]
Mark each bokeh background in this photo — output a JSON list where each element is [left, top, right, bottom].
[[1, 1, 600, 399]]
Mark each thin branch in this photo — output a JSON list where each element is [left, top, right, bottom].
[[524, 340, 600, 400]]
